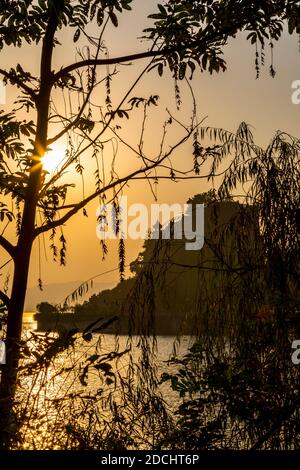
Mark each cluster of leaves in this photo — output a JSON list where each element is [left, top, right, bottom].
[[0, 0, 48, 49], [0, 0, 133, 49], [40, 184, 74, 223], [3, 64, 37, 102], [145, 0, 300, 79], [157, 123, 299, 449], [0, 202, 14, 223], [78, 347, 126, 387], [0, 111, 35, 202], [106, 95, 159, 124], [0, 111, 34, 161], [161, 326, 300, 450], [200, 124, 300, 302], [13, 318, 169, 450], [71, 0, 133, 41]]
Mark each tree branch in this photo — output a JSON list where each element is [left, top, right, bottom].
[[35, 128, 194, 237], [52, 35, 217, 83], [0, 68, 37, 101], [47, 38, 102, 146], [53, 9, 281, 85], [40, 54, 154, 197], [250, 399, 300, 450], [0, 236, 15, 259]]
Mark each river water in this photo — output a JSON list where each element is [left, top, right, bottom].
[[19, 317, 194, 448]]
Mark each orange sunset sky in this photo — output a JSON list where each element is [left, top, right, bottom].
[[1, 0, 300, 302]]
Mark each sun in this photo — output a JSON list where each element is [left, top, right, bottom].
[[42, 145, 65, 173]]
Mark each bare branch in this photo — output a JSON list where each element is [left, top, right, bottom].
[[0, 259, 12, 271], [131, 175, 211, 181], [35, 128, 194, 237], [0, 235, 15, 259], [52, 34, 218, 83], [40, 55, 154, 197], [47, 39, 103, 146]]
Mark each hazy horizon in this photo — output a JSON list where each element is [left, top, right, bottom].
[[1, 0, 300, 295]]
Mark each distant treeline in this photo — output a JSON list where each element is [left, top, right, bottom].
[[36, 191, 273, 335]]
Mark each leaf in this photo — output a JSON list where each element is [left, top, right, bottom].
[[188, 60, 196, 79], [83, 332, 93, 342], [73, 28, 80, 43], [157, 4, 166, 16], [79, 365, 89, 386], [109, 11, 118, 27], [116, 109, 129, 119], [97, 9, 104, 26], [179, 62, 187, 80]]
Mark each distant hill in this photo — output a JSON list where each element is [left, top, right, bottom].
[[25, 280, 116, 311], [36, 193, 261, 335]]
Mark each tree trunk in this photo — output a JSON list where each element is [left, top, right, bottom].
[[0, 240, 34, 447], [0, 2, 61, 448]]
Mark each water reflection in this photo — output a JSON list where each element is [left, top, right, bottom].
[[23, 312, 37, 330], [19, 318, 192, 449]]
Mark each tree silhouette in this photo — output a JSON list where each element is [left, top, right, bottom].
[[0, 0, 299, 448]]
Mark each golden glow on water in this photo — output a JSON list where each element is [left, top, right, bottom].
[[23, 311, 37, 329], [23, 311, 34, 321], [18, 334, 187, 449]]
